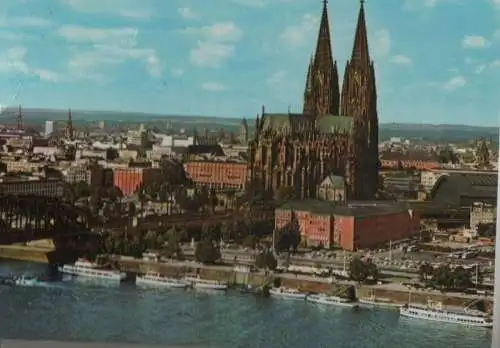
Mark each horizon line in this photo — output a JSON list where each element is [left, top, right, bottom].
[[0, 107, 496, 128]]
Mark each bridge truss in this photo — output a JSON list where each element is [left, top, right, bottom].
[[0, 194, 93, 245]]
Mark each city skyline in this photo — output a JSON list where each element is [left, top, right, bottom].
[[0, 0, 497, 126]]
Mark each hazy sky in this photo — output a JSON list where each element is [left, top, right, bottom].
[[0, 0, 498, 126]]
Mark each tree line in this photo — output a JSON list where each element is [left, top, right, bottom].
[[418, 263, 480, 291]]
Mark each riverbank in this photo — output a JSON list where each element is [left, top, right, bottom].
[[0, 244, 78, 264], [112, 257, 493, 310], [0, 245, 492, 311]]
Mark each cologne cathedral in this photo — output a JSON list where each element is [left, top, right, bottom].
[[248, 0, 379, 201]]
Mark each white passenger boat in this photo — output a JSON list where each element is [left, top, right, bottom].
[[14, 275, 38, 287], [307, 293, 359, 308], [184, 276, 228, 290], [400, 300, 492, 328], [359, 295, 401, 309], [136, 272, 188, 289], [269, 287, 307, 300], [58, 259, 126, 281]]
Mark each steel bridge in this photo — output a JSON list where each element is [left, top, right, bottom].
[[0, 194, 95, 246]]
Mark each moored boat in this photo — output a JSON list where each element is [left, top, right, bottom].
[[0, 274, 38, 287], [307, 293, 359, 308], [59, 259, 126, 281], [400, 300, 492, 328], [136, 272, 188, 288], [184, 276, 228, 290], [269, 287, 307, 300], [14, 275, 38, 287], [359, 295, 401, 309]]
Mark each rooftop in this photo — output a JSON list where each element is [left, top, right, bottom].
[[430, 172, 498, 205]]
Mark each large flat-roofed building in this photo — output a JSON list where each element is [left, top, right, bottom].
[[421, 168, 496, 193], [0, 179, 64, 197], [112, 167, 162, 196], [429, 172, 497, 207], [275, 200, 420, 251], [185, 160, 247, 191]]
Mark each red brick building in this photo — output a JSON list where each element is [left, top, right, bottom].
[[185, 161, 247, 190], [275, 200, 420, 251], [112, 167, 162, 196], [380, 152, 439, 171]]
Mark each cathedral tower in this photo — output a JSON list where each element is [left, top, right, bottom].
[[65, 108, 74, 140], [341, 0, 379, 199], [303, 0, 340, 117]]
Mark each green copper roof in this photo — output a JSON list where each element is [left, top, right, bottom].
[[260, 113, 352, 135]]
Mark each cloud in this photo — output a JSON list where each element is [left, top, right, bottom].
[[492, 0, 500, 9], [403, 0, 459, 10], [186, 22, 242, 68], [464, 57, 478, 65], [58, 25, 161, 79], [0, 46, 60, 82], [0, 16, 51, 28], [372, 29, 391, 58], [58, 25, 138, 46], [389, 55, 413, 66], [443, 76, 466, 92], [490, 60, 500, 68], [232, 0, 295, 7], [280, 14, 319, 48], [178, 7, 199, 19], [462, 35, 491, 49], [61, 0, 152, 20], [267, 70, 287, 86], [0, 31, 26, 41], [184, 22, 242, 42], [171, 68, 184, 77], [34, 69, 60, 82], [474, 64, 486, 74], [190, 42, 234, 68], [201, 82, 226, 92]]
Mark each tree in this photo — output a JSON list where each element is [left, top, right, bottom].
[[477, 223, 495, 238], [273, 186, 295, 204], [194, 239, 221, 264], [242, 235, 258, 249], [452, 266, 472, 290], [106, 147, 119, 161], [144, 230, 159, 249], [419, 262, 434, 282], [127, 202, 136, 220], [365, 259, 379, 281], [276, 230, 291, 252], [348, 257, 368, 282], [255, 251, 277, 270], [209, 188, 218, 213], [220, 222, 234, 242], [432, 265, 454, 290], [195, 186, 210, 213]]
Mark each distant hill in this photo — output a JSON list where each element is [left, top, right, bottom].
[[0, 108, 496, 143]]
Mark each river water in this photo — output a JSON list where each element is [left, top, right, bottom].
[[0, 261, 492, 348]]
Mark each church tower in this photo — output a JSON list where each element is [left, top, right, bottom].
[[341, 0, 379, 199], [65, 108, 74, 140], [303, 0, 340, 117]]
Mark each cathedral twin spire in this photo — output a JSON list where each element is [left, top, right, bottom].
[[303, 0, 375, 121], [303, 0, 339, 116]]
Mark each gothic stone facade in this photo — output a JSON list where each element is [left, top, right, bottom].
[[249, 1, 379, 200]]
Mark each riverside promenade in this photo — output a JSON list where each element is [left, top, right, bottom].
[[113, 256, 492, 310], [0, 243, 492, 310]]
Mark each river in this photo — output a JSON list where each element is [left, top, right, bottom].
[[0, 261, 492, 347]]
